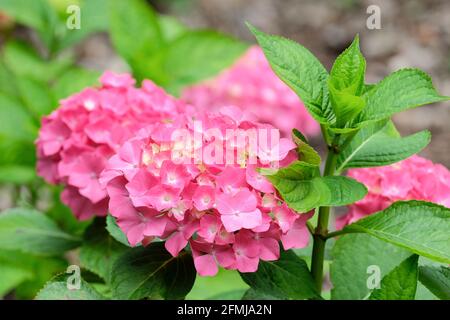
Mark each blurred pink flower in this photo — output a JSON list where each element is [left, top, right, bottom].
[[339, 155, 450, 229], [182, 46, 320, 138]]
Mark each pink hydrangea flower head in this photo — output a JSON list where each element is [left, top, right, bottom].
[[182, 46, 320, 138], [101, 108, 314, 275], [339, 155, 450, 228], [36, 71, 185, 220]]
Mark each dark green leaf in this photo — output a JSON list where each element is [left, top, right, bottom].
[[418, 265, 450, 300], [79, 218, 127, 283], [240, 250, 321, 300], [110, 242, 196, 300]]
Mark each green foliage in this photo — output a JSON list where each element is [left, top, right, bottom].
[[344, 201, 450, 264], [0, 208, 81, 256], [110, 242, 196, 300], [330, 233, 412, 299], [418, 265, 450, 300], [240, 250, 321, 300], [106, 215, 131, 247], [79, 218, 128, 284], [263, 161, 367, 212], [369, 255, 419, 300], [35, 274, 106, 300]]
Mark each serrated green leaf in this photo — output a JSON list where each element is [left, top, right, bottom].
[[0, 208, 81, 256], [35, 274, 105, 300], [369, 255, 419, 300], [240, 250, 321, 300], [330, 233, 412, 299], [247, 23, 333, 124], [242, 288, 280, 300], [263, 161, 367, 212], [344, 201, 450, 264], [359, 68, 449, 123], [337, 121, 431, 172], [156, 30, 247, 94], [110, 242, 196, 300], [106, 214, 131, 247], [109, 0, 163, 77], [329, 35, 366, 95], [418, 265, 450, 300], [79, 218, 127, 284]]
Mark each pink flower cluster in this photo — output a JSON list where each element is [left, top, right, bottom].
[[36, 72, 186, 220], [100, 109, 313, 276], [182, 46, 320, 138], [37, 71, 314, 276], [338, 155, 450, 228]]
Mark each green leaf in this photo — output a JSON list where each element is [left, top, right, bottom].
[[329, 35, 366, 94], [35, 274, 105, 300], [106, 214, 131, 247], [344, 201, 450, 264], [0, 208, 81, 256], [156, 30, 247, 94], [158, 15, 187, 42], [263, 161, 367, 212], [0, 94, 37, 142], [59, 0, 109, 50], [369, 255, 419, 300], [418, 265, 450, 300], [110, 242, 196, 300], [328, 85, 365, 127], [242, 288, 280, 300], [292, 129, 321, 166], [359, 68, 449, 123], [247, 23, 333, 124], [0, 165, 36, 184], [109, 0, 163, 77], [0, 262, 32, 297], [51, 67, 100, 101], [337, 120, 431, 172], [0, 249, 67, 299], [15, 77, 55, 117], [0, 0, 59, 49], [79, 218, 127, 284], [240, 250, 321, 300], [330, 233, 412, 299]]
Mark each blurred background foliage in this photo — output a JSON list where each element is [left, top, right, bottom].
[[0, 0, 448, 299]]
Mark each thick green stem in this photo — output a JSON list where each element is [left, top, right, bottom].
[[310, 144, 338, 293]]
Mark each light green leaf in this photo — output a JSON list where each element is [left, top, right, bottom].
[[15, 77, 55, 117], [418, 265, 450, 300], [109, 0, 163, 77], [106, 214, 131, 247], [51, 67, 100, 101], [0, 208, 81, 256], [330, 233, 412, 299], [110, 242, 196, 300], [158, 15, 187, 42], [240, 250, 321, 300], [79, 218, 127, 284], [35, 274, 105, 300], [344, 201, 450, 264], [0, 165, 36, 184], [0, 262, 32, 297], [329, 35, 366, 94], [157, 30, 247, 94], [328, 85, 365, 127], [0, 93, 37, 142], [359, 68, 449, 123], [248, 23, 333, 124], [369, 255, 419, 300], [263, 161, 367, 212], [337, 120, 431, 172]]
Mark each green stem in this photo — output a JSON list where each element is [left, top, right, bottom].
[[310, 143, 338, 293]]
